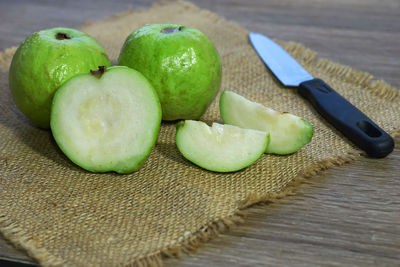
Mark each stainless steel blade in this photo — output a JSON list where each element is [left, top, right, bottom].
[[249, 32, 313, 87]]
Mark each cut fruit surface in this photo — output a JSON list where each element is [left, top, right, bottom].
[[220, 91, 313, 155], [176, 120, 269, 172], [50, 66, 161, 173]]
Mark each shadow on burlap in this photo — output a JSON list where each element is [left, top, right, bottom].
[[1, 1, 400, 266]]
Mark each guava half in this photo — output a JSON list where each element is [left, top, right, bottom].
[[50, 66, 161, 173], [220, 91, 313, 155], [176, 120, 269, 172]]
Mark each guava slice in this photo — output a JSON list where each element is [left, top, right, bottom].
[[220, 91, 313, 155], [176, 120, 269, 172], [50, 66, 161, 174]]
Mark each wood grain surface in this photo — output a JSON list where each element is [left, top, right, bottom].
[[1, 0, 399, 266]]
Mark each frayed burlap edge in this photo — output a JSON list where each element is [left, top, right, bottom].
[[0, 216, 65, 266], [1, 1, 400, 266]]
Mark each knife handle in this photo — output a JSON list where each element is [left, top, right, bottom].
[[298, 78, 394, 158]]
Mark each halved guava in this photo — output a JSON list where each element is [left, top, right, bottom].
[[176, 120, 269, 172], [220, 91, 313, 155], [50, 66, 161, 173]]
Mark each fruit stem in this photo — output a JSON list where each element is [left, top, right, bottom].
[[90, 66, 106, 78], [161, 26, 183, 34], [55, 32, 71, 40]]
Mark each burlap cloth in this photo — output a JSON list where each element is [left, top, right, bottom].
[[1, 1, 400, 266]]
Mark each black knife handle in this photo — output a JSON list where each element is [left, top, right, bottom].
[[298, 78, 394, 158]]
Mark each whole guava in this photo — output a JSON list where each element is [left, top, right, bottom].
[[9, 27, 111, 128], [118, 23, 222, 121]]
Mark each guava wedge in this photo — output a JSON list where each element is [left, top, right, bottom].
[[176, 120, 269, 172], [50, 66, 161, 174], [220, 91, 313, 155]]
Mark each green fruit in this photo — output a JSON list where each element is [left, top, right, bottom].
[[118, 23, 222, 121], [220, 90, 313, 155], [50, 66, 161, 174], [176, 120, 269, 172], [9, 27, 111, 128]]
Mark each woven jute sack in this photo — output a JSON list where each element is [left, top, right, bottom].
[[1, 1, 399, 266]]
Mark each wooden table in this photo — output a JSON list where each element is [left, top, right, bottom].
[[1, 0, 399, 266]]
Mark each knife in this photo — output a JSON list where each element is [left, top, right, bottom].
[[249, 32, 394, 158]]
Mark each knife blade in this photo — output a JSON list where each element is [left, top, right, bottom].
[[249, 32, 394, 158]]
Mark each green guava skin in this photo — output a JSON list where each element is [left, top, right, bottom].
[[118, 23, 222, 121], [9, 27, 111, 129]]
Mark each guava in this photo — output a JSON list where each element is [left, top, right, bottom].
[[118, 23, 222, 121], [176, 120, 269, 172], [220, 91, 313, 155], [50, 66, 161, 174], [9, 27, 111, 128]]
